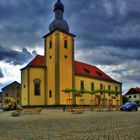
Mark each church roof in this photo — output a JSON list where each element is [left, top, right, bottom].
[[22, 55, 120, 83], [125, 87, 140, 95], [74, 61, 120, 83], [28, 55, 44, 67]]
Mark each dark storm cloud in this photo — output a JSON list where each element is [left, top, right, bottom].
[[77, 46, 140, 66], [0, 68, 4, 78], [65, 0, 140, 51], [0, 44, 36, 65], [0, 0, 52, 48], [0, 0, 140, 51], [0, 0, 140, 91]]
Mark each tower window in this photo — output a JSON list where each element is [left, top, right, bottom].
[[49, 90, 52, 98], [64, 55, 67, 59], [49, 40, 52, 49], [34, 79, 41, 96], [50, 56, 52, 59], [80, 81, 84, 90], [64, 40, 68, 49]]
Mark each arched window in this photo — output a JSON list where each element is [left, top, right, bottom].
[[34, 79, 41, 96]]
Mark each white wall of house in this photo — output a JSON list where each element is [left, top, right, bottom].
[[126, 93, 140, 103]]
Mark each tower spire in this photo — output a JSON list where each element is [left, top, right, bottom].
[[54, 0, 64, 12], [49, 0, 69, 32]]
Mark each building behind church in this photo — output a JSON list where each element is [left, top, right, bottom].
[[2, 81, 21, 104], [21, 0, 122, 106]]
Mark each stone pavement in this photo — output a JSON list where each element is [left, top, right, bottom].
[[0, 109, 140, 140]]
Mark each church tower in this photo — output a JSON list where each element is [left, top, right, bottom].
[[43, 0, 76, 105]]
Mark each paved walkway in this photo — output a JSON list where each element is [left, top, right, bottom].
[[0, 109, 140, 140]]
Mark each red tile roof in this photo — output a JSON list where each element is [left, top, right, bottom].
[[74, 61, 120, 83], [126, 87, 140, 95], [28, 55, 44, 66], [22, 55, 120, 83]]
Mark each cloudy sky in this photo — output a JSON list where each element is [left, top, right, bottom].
[[0, 0, 140, 93]]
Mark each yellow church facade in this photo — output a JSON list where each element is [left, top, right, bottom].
[[21, 0, 122, 106]]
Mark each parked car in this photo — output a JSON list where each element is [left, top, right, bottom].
[[120, 102, 138, 111]]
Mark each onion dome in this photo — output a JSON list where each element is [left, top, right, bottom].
[[49, 0, 69, 33]]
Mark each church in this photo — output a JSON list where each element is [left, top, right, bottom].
[[21, 0, 122, 106]]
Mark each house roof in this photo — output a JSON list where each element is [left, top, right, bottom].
[[125, 87, 140, 95], [2, 81, 21, 90], [21, 55, 121, 83]]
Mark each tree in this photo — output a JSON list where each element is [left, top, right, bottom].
[[122, 96, 128, 104], [62, 88, 78, 110]]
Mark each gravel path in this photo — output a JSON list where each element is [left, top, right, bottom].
[[0, 109, 140, 140]]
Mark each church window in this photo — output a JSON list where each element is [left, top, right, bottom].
[[34, 79, 41, 96], [49, 90, 52, 98], [91, 82, 94, 91], [83, 68, 90, 74], [49, 40, 52, 49], [96, 71, 102, 77], [100, 84, 103, 90], [108, 85, 111, 90], [80, 81, 84, 90], [100, 84, 103, 95], [64, 40, 68, 48]]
